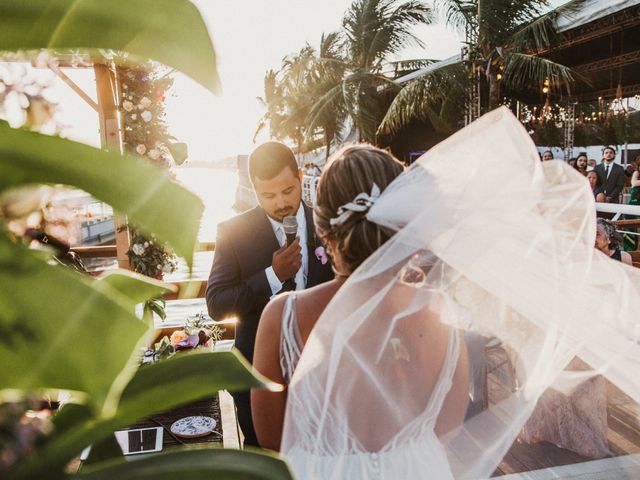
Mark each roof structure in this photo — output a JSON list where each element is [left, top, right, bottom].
[[395, 0, 640, 103]]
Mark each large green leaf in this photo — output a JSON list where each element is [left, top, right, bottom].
[[96, 271, 175, 305], [0, 121, 204, 267], [75, 448, 294, 480], [0, 235, 148, 409], [0, 0, 220, 94], [9, 351, 276, 479], [117, 350, 277, 419]]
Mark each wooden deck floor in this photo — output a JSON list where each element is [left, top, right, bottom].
[[493, 370, 640, 476]]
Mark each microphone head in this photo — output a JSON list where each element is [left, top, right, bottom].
[[283, 215, 298, 236]]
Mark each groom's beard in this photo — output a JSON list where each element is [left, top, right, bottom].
[[272, 206, 295, 223]]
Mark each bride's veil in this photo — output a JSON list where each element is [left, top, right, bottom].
[[281, 107, 640, 479]]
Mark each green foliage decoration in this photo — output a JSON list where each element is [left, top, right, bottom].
[[0, 2, 292, 479]]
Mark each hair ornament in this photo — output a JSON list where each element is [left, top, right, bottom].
[[329, 183, 381, 227]]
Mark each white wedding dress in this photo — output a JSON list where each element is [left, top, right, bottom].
[[281, 108, 640, 479]]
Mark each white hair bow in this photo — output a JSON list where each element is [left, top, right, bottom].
[[329, 183, 381, 227]]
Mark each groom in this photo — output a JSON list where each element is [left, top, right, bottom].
[[206, 141, 333, 446]]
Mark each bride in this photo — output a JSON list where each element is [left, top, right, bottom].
[[276, 107, 640, 479]]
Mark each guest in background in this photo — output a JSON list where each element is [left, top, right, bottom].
[[587, 171, 605, 203], [574, 152, 588, 176], [541, 150, 554, 161], [629, 156, 640, 206], [593, 146, 625, 203], [587, 159, 597, 171], [595, 218, 632, 265]]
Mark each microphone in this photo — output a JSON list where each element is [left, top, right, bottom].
[[283, 215, 298, 246]]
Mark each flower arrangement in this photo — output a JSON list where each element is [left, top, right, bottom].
[[125, 230, 176, 280], [117, 64, 186, 279], [153, 313, 226, 361]]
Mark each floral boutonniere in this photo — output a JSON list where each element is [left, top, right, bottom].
[[312, 233, 329, 265]]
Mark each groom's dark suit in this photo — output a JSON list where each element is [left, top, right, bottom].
[[206, 202, 333, 445]]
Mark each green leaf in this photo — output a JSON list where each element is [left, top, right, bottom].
[[116, 350, 276, 419], [0, 235, 148, 410], [0, 121, 204, 267], [0, 0, 220, 94], [75, 447, 294, 480], [168, 143, 188, 166], [9, 351, 278, 479], [96, 270, 175, 305]]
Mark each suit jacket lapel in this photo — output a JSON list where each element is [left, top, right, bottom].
[[254, 207, 280, 266], [304, 204, 319, 286]]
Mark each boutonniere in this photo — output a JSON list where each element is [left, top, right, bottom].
[[315, 246, 328, 265], [312, 233, 329, 265]]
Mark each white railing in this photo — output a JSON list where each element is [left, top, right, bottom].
[[302, 175, 320, 206]]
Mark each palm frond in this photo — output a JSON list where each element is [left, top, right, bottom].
[[433, 0, 476, 33], [509, 0, 585, 54], [304, 83, 347, 142], [503, 51, 583, 94], [379, 61, 466, 135]]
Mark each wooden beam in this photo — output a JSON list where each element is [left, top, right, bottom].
[[94, 63, 130, 270], [49, 64, 98, 112], [71, 245, 117, 258]]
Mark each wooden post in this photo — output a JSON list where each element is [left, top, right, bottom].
[[94, 63, 131, 269]]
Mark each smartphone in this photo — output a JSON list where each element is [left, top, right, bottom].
[[114, 427, 163, 455]]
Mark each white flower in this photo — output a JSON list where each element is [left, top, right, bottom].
[[162, 263, 173, 273], [143, 241, 149, 248], [140, 96, 152, 108], [132, 243, 145, 256], [148, 149, 161, 160], [141, 110, 152, 122], [130, 113, 137, 120], [0, 186, 50, 218], [122, 100, 134, 112], [135, 144, 147, 155]]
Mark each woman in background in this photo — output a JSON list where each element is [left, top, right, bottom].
[[595, 218, 632, 265]]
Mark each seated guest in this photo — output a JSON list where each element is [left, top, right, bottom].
[[251, 144, 470, 451], [573, 152, 588, 176], [587, 170, 605, 202], [595, 218, 632, 265], [541, 150, 553, 161]]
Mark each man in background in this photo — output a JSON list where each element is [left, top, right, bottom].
[[594, 146, 625, 203]]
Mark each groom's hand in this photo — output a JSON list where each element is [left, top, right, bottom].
[[272, 238, 302, 281]]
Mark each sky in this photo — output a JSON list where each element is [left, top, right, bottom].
[[43, 0, 566, 161], [166, 0, 465, 161], [44, 0, 464, 160]]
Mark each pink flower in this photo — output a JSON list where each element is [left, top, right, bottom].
[[315, 246, 328, 265]]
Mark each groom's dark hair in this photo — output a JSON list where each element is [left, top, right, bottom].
[[249, 141, 299, 184]]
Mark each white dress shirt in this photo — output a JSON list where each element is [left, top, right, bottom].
[[264, 204, 308, 297]]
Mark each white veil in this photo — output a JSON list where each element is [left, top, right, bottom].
[[281, 107, 640, 479]]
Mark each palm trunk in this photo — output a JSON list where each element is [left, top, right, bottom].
[[488, 75, 501, 110]]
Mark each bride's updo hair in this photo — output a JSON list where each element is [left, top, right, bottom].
[[314, 144, 405, 274]]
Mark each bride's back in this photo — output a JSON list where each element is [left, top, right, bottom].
[[294, 281, 469, 453]]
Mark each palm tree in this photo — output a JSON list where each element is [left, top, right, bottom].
[[380, 0, 585, 136], [304, 31, 348, 159], [254, 69, 285, 142], [255, 46, 318, 154], [307, 0, 433, 144]]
